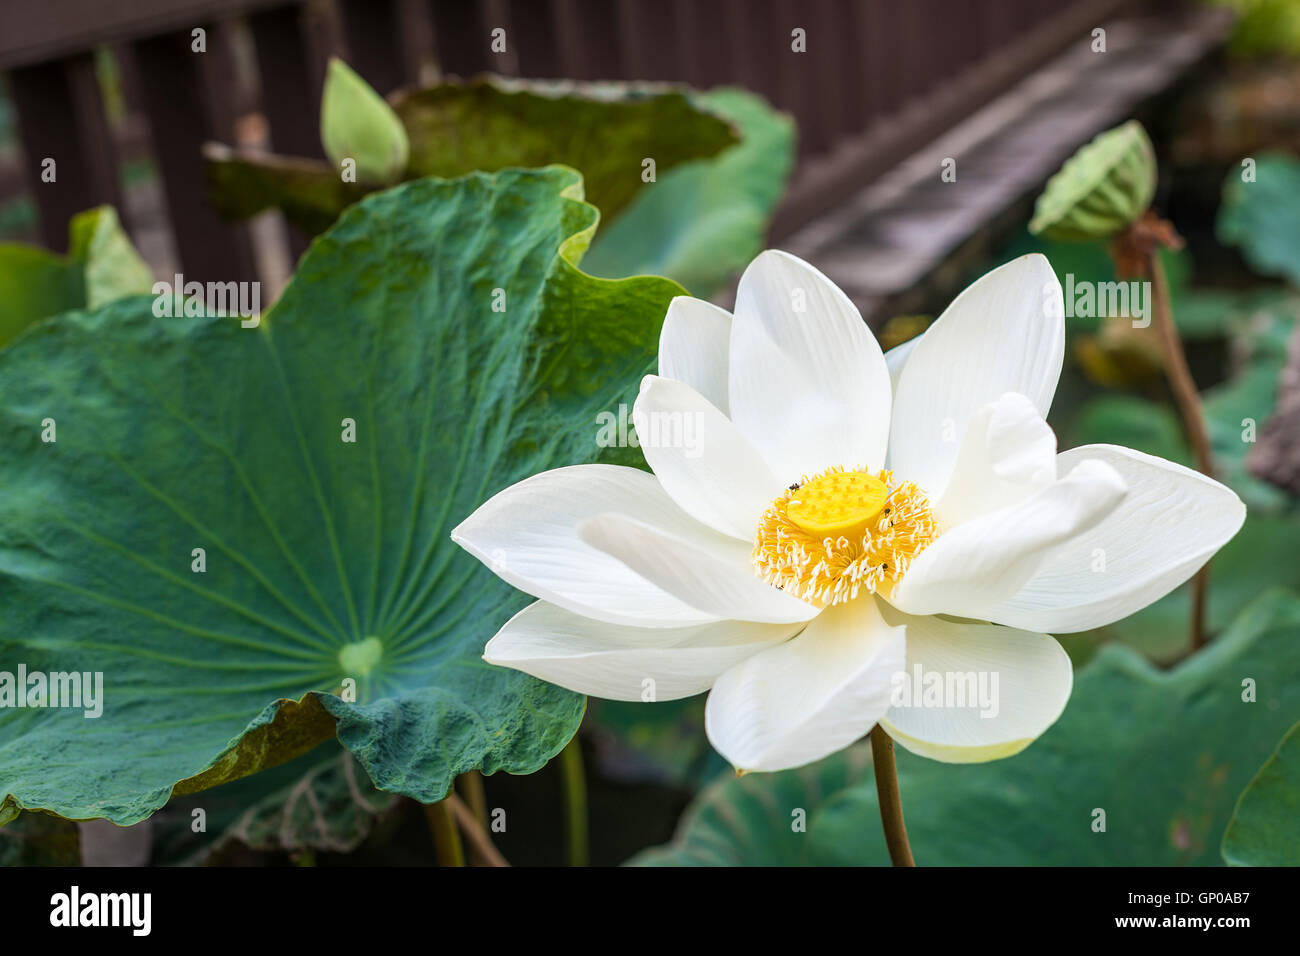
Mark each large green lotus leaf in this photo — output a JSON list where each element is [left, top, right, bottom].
[[0, 206, 149, 347], [150, 739, 397, 865], [1221, 721, 1300, 865], [0, 165, 683, 825], [631, 591, 1300, 865], [1218, 152, 1300, 285], [583, 88, 794, 297], [206, 77, 737, 236]]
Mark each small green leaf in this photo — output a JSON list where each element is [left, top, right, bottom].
[[1222, 721, 1300, 865], [320, 58, 410, 185], [632, 592, 1300, 866]]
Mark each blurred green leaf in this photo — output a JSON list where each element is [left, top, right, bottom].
[[68, 206, 154, 309], [586, 697, 727, 788], [582, 87, 795, 296], [208, 76, 739, 237], [0, 206, 151, 348], [632, 591, 1300, 866], [396, 78, 738, 224], [1221, 721, 1300, 865], [1218, 152, 1300, 285]]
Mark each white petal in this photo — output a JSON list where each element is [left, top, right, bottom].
[[579, 512, 819, 624], [451, 464, 718, 627], [634, 375, 779, 540], [659, 296, 732, 413], [890, 254, 1065, 497], [986, 445, 1247, 632], [889, 458, 1127, 619], [885, 336, 920, 394], [704, 595, 904, 772], [879, 608, 1072, 763], [484, 600, 797, 701], [934, 392, 1057, 528], [729, 250, 891, 481]]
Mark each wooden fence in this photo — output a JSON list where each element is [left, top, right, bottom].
[[0, 0, 1149, 283]]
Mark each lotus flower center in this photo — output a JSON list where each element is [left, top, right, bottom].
[[753, 466, 939, 606], [785, 470, 888, 538]]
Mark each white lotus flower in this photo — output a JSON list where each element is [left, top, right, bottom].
[[452, 251, 1244, 772]]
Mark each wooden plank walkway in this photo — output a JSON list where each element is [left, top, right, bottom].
[[779, 7, 1233, 326]]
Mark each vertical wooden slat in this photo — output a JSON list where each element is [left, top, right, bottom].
[[508, 0, 562, 77], [337, 0, 405, 94], [899, 0, 931, 107], [617, 0, 679, 81], [249, 3, 322, 261], [249, 5, 321, 157], [834, 0, 869, 135], [553, 0, 621, 80], [428, 0, 494, 77], [725, 0, 780, 106], [672, 0, 730, 89], [133, 26, 256, 283], [9, 52, 126, 251]]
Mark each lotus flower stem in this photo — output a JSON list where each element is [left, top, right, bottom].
[[870, 725, 916, 866], [559, 736, 589, 867], [1149, 254, 1214, 651], [424, 797, 466, 867], [447, 792, 510, 867], [457, 770, 489, 829]]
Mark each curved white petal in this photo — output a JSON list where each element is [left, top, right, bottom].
[[451, 464, 719, 627], [890, 254, 1065, 498], [728, 250, 891, 482], [659, 296, 732, 413], [484, 600, 797, 701], [579, 512, 820, 624], [935, 392, 1057, 528], [704, 595, 904, 772], [634, 375, 779, 540], [879, 608, 1072, 763], [986, 445, 1246, 633], [889, 458, 1127, 619], [885, 336, 920, 394]]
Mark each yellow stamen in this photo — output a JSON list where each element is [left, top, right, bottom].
[[753, 466, 939, 607]]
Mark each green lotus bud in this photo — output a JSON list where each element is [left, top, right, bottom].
[[320, 57, 410, 185], [1029, 120, 1156, 241]]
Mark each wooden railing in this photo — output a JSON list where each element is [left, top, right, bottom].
[[0, 0, 1145, 284]]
